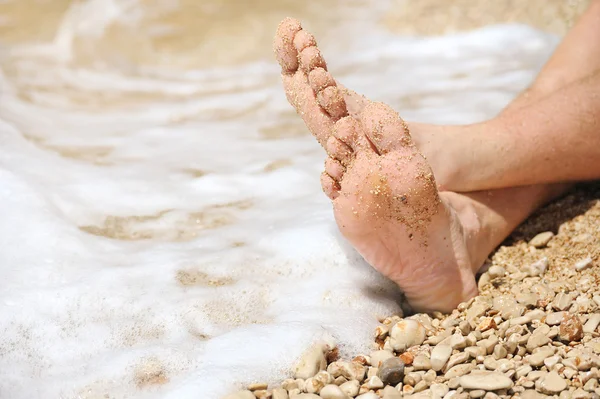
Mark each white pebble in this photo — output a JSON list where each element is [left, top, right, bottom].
[[575, 257, 593, 271]]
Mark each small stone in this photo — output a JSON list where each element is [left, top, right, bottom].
[[390, 319, 426, 351], [528, 258, 549, 277], [339, 380, 359, 397], [450, 334, 468, 350], [294, 344, 327, 379], [529, 232, 554, 248], [444, 352, 470, 372], [545, 312, 566, 326], [584, 378, 598, 391], [559, 314, 584, 342], [510, 315, 532, 326], [516, 365, 533, 378], [431, 383, 450, 398], [526, 333, 551, 351], [478, 272, 492, 291], [378, 357, 405, 386], [292, 395, 321, 399], [520, 390, 548, 399], [370, 350, 394, 368], [431, 345, 453, 372], [414, 380, 428, 393], [272, 388, 289, 399], [516, 293, 539, 308], [543, 355, 560, 369], [488, 266, 506, 279], [327, 361, 366, 382], [223, 390, 255, 399], [399, 352, 414, 366], [248, 383, 269, 391], [470, 390, 486, 398], [528, 348, 556, 367], [444, 364, 477, 379], [413, 355, 432, 371], [319, 384, 348, 399], [552, 293, 573, 312], [583, 314, 600, 334], [575, 257, 593, 271], [573, 388, 591, 399], [382, 386, 402, 399], [355, 392, 379, 399], [478, 318, 497, 332], [459, 372, 514, 390], [364, 375, 383, 390], [493, 344, 508, 359], [535, 371, 567, 394]]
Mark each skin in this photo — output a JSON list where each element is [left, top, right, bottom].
[[273, 2, 599, 312]]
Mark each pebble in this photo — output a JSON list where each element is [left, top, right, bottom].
[[459, 372, 514, 390], [370, 350, 394, 368], [318, 385, 347, 399], [559, 314, 584, 342], [529, 232, 554, 248], [339, 380, 359, 397], [355, 393, 378, 399], [575, 257, 593, 271], [431, 345, 453, 372], [528, 348, 556, 367], [528, 258, 549, 277], [413, 355, 432, 371], [445, 364, 476, 379], [546, 312, 566, 326], [444, 352, 470, 372], [272, 388, 289, 399], [294, 344, 327, 379], [223, 391, 255, 399], [488, 266, 506, 279], [583, 314, 600, 334], [527, 332, 551, 351], [552, 293, 574, 312], [390, 319, 426, 351], [378, 357, 405, 386], [535, 371, 567, 394]]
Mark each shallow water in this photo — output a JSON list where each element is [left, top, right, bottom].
[[0, 1, 559, 398]]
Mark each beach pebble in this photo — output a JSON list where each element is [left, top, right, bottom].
[[364, 375, 383, 389], [583, 314, 600, 333], [223, 391, 256, 399], [378, 357, 405, 386], [319, 384, 349, 399], [430, 345, 452, 371], [575, 257, 593, 271], [488, 266, 506, 279], [559, 314, 584, 342], [528, 348, 556, 367], [445, 364, 477, 379], [294, 344, 327, 379], [520, 390, 548, 399], [529, 232, 554, 248], [339, 380, 359, 397], [459, 372, 513, 390], [528, 258, 549, 277], [526, 332, 551, 351], [390, 319, 426, 351], [413, 355, 432, 371], [545, 312, 566, 326], [355, 393, 379, 399], [370, 350, 394, 368], [535, 371, 567, 394], [552, 293, 573, 312], [328, 361, 366, 382], [272, 388, 289, 399]]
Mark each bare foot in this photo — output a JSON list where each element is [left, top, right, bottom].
[[274, 18, 481, 312]]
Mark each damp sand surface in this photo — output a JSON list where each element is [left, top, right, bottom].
[[0, 1, 596, 398]]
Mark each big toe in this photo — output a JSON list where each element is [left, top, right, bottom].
[[360, 102, 412, 155]]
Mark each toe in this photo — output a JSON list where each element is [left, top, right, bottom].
[[324, 157, 345, 181], [298, 46, 327, 74], [326, 135, 353, 166], [321, 172, 340, 200], [317, 86, 348, 120], [274, 18, 302, 73], [360, 102, 411, 154], [308, 67, 335, 92], [333, 116, 375, 155]]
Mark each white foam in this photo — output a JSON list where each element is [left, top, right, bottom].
[[0, 1, 557, 398]]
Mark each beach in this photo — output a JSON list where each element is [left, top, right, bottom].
[[0, 1, 597, 398]]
